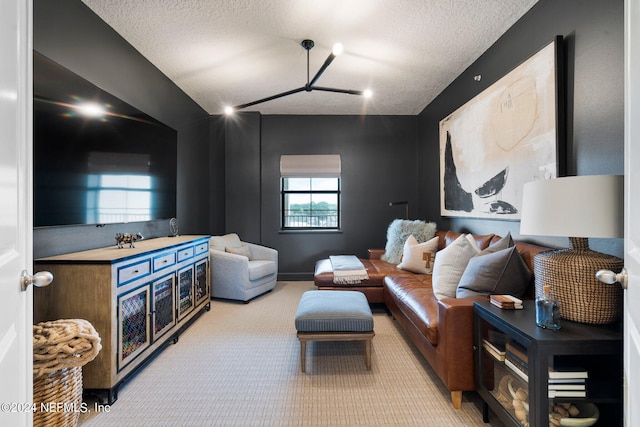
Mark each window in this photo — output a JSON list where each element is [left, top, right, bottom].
[[280, 154, 341, 230], [281, 177, 340, 229]]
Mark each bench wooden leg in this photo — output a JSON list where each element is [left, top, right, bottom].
[[297, 331, 374, 373], [365, 339, 372, 370], [451, 390, 462, 409]]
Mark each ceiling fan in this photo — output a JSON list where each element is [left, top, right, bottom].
[[224, 39, 372, 114]]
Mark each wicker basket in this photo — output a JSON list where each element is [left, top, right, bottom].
[[33, 366, 83, 427], [32, 319, 101, 427], [533, 240, 623, 325]]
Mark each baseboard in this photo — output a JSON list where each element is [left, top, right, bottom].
[[278, 272, 314, 281]]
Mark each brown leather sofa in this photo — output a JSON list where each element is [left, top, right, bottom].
[[314, 230, 551, 408], [314, 254, 412, 303]]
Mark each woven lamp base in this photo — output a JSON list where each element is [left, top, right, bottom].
[[533, 237, 623, 324]]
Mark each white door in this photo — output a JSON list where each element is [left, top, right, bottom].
[[0, 0, 33, 426], [624, 0, 640, 425]]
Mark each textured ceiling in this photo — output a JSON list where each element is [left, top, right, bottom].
[[81, 0, 538, 115]]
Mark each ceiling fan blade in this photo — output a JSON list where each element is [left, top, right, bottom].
[[311, 86, 365, 96], [308, 52, 337, 87], [234, 86, 306, 111]]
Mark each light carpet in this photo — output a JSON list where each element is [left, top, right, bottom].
[[79, 282, 499, 426]]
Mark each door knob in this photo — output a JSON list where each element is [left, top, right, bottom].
[[20, 270, 53, 291], [596, 268, 628, 290]]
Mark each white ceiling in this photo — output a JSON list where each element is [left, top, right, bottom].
[[81, 0, 538, 116]]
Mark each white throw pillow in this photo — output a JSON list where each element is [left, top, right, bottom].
[[432, 234, 481, 300], [226, 242, 251, 259], [397, 235, 439, 274]]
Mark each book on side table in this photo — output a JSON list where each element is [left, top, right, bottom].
[[490, 295, 523, 310]]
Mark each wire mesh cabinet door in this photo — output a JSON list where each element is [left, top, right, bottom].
[[177, 265, 194, 320], [152, 274, 176, 341], [194, 258, 209, 308], [118, 285, 151, 371]]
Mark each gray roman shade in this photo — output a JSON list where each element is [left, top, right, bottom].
[[280, 154, 341, 178]]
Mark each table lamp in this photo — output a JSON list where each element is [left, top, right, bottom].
[[520, 175, 624, 324]]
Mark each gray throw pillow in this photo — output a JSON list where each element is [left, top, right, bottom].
[[455, 246, 532, 298], [485, 232, 514, 253]]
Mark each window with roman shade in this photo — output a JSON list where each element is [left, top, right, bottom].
[[280, 155, 341, 230]]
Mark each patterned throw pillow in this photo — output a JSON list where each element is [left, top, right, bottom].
[[381, 219, 437, 264], [397, 235, 439, 274]]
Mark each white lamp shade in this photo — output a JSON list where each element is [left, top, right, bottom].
[[520, 175, 624, 239]]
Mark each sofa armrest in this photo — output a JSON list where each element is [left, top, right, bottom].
[[438, 297, 488, 338], [368, 249, 385, 260], [210, 249, 250, 280], [437, 297, 488, 388], [246, 243, 278, 263]]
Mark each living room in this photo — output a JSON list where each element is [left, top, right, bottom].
[[32, 0, 624, 268], [25, 0, 626, 426]]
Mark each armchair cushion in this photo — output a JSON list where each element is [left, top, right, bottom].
[[248, 260, 277, 281]]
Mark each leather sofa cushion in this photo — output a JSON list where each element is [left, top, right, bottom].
[[314, 258, 412, 287], [384, 274, 439, 345], [441, 230, 496, 251]]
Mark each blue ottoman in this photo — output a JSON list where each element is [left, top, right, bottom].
[[294, 290, 374, 372]]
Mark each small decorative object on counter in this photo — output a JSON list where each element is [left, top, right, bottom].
[[169, 217, 179, 237], [115, 232, 144, 248], [536, 284, 561, 330]]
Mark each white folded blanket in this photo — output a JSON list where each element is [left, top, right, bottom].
[[329, 255, 369, 284]]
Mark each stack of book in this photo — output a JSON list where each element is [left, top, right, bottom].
[[548, 368, 588, 398], [504, 341, 528, 382], [490, 295, 523, 310], [482, 338, 506, 361]]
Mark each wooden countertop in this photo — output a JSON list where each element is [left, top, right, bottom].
[[35, 235, 210, 264]]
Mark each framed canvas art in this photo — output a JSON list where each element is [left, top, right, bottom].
[[439, 36, 564, 219]]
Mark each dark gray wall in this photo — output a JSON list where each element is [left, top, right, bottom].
[[416, 0, 624, 258], [225, 113, 262, 244], [33, 0, 216, 258], [225, 115, 419, 279]]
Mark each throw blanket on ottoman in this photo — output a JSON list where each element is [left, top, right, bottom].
[[329, 255, 369, 284]]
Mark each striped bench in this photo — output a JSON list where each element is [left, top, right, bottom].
[[294, 290, 375, 372]]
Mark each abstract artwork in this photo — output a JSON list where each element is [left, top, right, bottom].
[[439, 37, 563, 219]]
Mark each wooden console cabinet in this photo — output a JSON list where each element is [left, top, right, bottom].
[[34, 235, 211, 404]]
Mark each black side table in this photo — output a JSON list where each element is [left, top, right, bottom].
[[473, 300, 622, 426]]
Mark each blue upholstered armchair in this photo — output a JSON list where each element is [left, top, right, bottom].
[[209, 234, 278, 302]]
